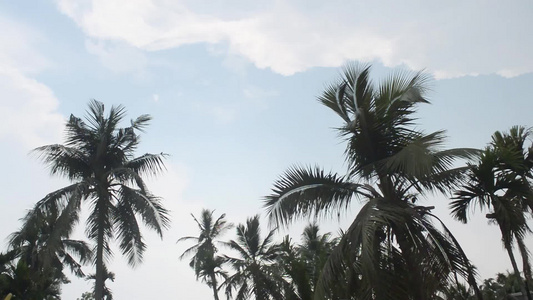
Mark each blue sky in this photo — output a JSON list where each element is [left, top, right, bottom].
[[1, 0, 533, 299]]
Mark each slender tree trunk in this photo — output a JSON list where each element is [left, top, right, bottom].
[[94, 214, 105, 300], [94, 188, 109, 300], [504, 240, 528, 300], [210, 273, 219, 300], [94, 230, 105, 299], [517, 237, 533, 300]]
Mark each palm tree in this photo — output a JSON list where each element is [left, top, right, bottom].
[[479, 277, 506, 300], [439, 281, 475, 300], [178, 209, 232, 300], [276, 224, 338, 300], [223, 215, 284, 300], [492, 126, 533, 289], [451, 127, 533, 300], [26, 100, 170, 300], [298, 223, 336, 291], [265, 64, 481, 300], [0, 259, 63, 300], [276, 236, 309, 300], [1, 208, 92, 299], [9, 208, 92, 279]]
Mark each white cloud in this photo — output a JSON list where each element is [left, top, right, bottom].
[[0, 16, 64, 149], [56, 0, 533, 78], [0, 66, 64, 148]]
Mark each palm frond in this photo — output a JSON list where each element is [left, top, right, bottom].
[[32, 144, 90, 180], [118, 185, 170, 237], [130, 114, 152, 132], [112, 198, 145, 267], [124, 153, 168, 177], [265, 166, 363, 227]]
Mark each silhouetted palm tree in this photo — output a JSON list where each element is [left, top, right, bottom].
[[178, 209, 232, 300], [0, 208, 91, 299], [265, 64, 481, 300], [10, 208, 92, 279], [277, 224, 338, 300], [452, 127, 533, 300], [223, 215, 283, 300], [27, 100, 170, 299]]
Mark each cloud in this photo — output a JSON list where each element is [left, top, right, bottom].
[[0, 16, 64, 149], [56, 0, 533, 78]]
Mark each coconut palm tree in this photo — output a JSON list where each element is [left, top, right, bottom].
[[492, 126, 533, 287], [439, 281, 475, 300], [298, 223, 336, 291], [0, 259, 63, 300], [178, 209, 232, 300], [265, 64, 481, 300], [451, 127, 533, 300], [276, 224, 338, 300], [26, 100, 170, 300], [223, 215, 284, 300], [276, 236, 309, 300], [1, 208, 92, 299], [9, 208, 92, 280]]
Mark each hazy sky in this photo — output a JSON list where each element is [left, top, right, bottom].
[[1, 1, 533, 299]]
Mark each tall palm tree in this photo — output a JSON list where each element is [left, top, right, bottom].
[[27, 100, 170, 300], [277, 224, 338, 300], [265, 64, 481, 300], [178, 209, 232, 300], [276, 236, 309, 300], [0, 259, 63, 300], [223, 215, 284, 300], [2, 208, 92, 299], [451, 127, 533, 300], [492, 126, 533, 288], [297, 223, 336, 291], [9, 208, 92, 280], [439, 281, 475, 300]]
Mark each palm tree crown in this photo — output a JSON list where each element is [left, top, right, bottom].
[[178, 209, 232, 300], [28, 100, 170, 300], [265, 64, 480, 300], [223, 215, 283, 300], [451, 126, 533, 300]]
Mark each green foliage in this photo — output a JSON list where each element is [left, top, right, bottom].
[[77, 291, 96, 300], [178, 209, 232, 300], [0, 207, 91, 299], [265, 63, 481, 300], [0, 259, 62, 300], [27, 100, 169, 299], [223, 215, 284, 300], [276, 223, 338, 300], [451, 126, 533, 299]]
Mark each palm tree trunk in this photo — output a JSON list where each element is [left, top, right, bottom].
[[210, 273, 219, 300], [504, 240, 529, 300], [94, 220, 105, 300], [517, 237, 533, 300], [94, 190, 109, 300]]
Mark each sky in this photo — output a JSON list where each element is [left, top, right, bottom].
[[1, 0, 533, 299]]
